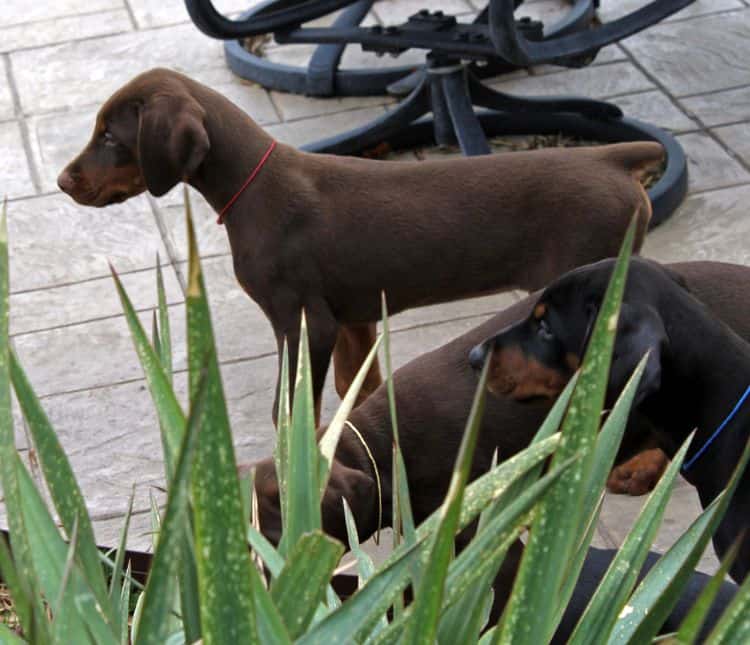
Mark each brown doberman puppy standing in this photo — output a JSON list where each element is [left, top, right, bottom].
[[58, 67, 662, 421], [470, 258, 750, 583], [249, 260, 749, 627]]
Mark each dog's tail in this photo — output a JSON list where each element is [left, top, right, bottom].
[[602, 141, 665, 182]]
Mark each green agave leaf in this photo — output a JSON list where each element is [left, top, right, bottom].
[[377, 457, 577, 645], [9, 350, 111, 618], [502, 372, 578, 503], [674, 536, 742, 644], [416, 434, 560, 543], [357, 433, 562, 642], [178, 530, 201, 643], [479, 626, 497, 645], [281, 313, 322, 553], [612, 432, 750, 644], [153, 255, 199, 642], [130, 590, 145, 645], [498, 217, 637, 645], [343, 499, 387, 638], [381, 293, 415, 546], [134, 365, 208, 645], [432, 375, 578, 645], [74, 590, 119, 645], [568, 431, 692, 644], [155, 257, 172, 382], [14, 456, 113, 644], [108, 486, 134, 629], [342, 498, 377, 585], [608, 499, 722, 645], [434, 374, 575, 645], [119, 561, 132, 645], [0, 526, 32, 635], [318, 334, 382, 497], [552, 354, 648, 626], [111, 265, 185, 479], [705, 559, 750, 644], [249, 568, 292, 645], [298, 542, 421, 645], [274, 341, 291, 532], [445, 458, 576, 611], [0, 202, 43, 639], [578, 354, 648, 536], [400, 358, 491, 645], [438, 587, 494, 645], [271, 531, 344, 638], [184, 198, 257, 644], [247, 524, 285, 578]]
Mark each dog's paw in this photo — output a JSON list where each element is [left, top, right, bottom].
[[606, 448, 669, 496]]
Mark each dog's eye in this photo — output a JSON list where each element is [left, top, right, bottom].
[[537, 318, 554, 341], [102, 130, 117, 147]]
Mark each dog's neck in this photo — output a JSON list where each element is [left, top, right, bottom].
[[181, 80, 287, 226], [639, 286, 750, 582], [644, 289, 750, 494]]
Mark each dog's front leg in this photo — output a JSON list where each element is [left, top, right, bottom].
[[333, 323, 383, 406], [271, 298, 340, 426]]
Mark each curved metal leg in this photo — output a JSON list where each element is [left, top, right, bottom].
[[468, 73, 622, 120], [430, 73, 456, 148], [306, 0, 373, 95], [440, 71, 491, 155], [489, 0, 695, 67], [301, 75, 430, 154]]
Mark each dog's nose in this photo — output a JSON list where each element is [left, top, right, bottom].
[[468, 343, 489, 370], [57, 169, 76, 194]]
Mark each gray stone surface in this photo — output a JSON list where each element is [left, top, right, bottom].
[[644, 184, 750, 265], [489, 61, 654, 100], [13, 305, 187, 397], [0, 68, 17, 122], [676, 131, 750, 193], [714, 122, 750, 166], [0, 9, 133, 54], [2, 0, 750, 571], [622, 10, 750, 97], [598, 0, 744, 24], [8, 193, 166, 290], [10, 265, 183, 336], [4, 0, 123, 26], [128, 0, 253, 29], [681, 85, 750, 128], [0, 121, 36, 198], [11, 25, 227, 114], [612, 90, 697, 134], [266, 106, 387, 147]]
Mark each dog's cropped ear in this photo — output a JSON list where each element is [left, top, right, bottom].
[[608, 303, 668, 408], [137, 94, 209, 196]]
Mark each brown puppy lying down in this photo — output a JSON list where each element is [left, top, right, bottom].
[[250, 260, 750, 624], [57, 67, 661, 420]]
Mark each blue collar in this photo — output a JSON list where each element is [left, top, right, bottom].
[[682, 384, 750, 472]]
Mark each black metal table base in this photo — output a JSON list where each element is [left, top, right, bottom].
[[301, 61, 687, 229], [223, 0, 596, 97]]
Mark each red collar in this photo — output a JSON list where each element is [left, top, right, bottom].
[[216, 140, 277, 225]]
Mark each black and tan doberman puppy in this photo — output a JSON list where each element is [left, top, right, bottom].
[[57, 67, 662, 421], [250, 261, 750, 622], [470, 258, 750, 583]]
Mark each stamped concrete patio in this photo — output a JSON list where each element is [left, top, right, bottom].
[[2, 0, 750, 569]]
